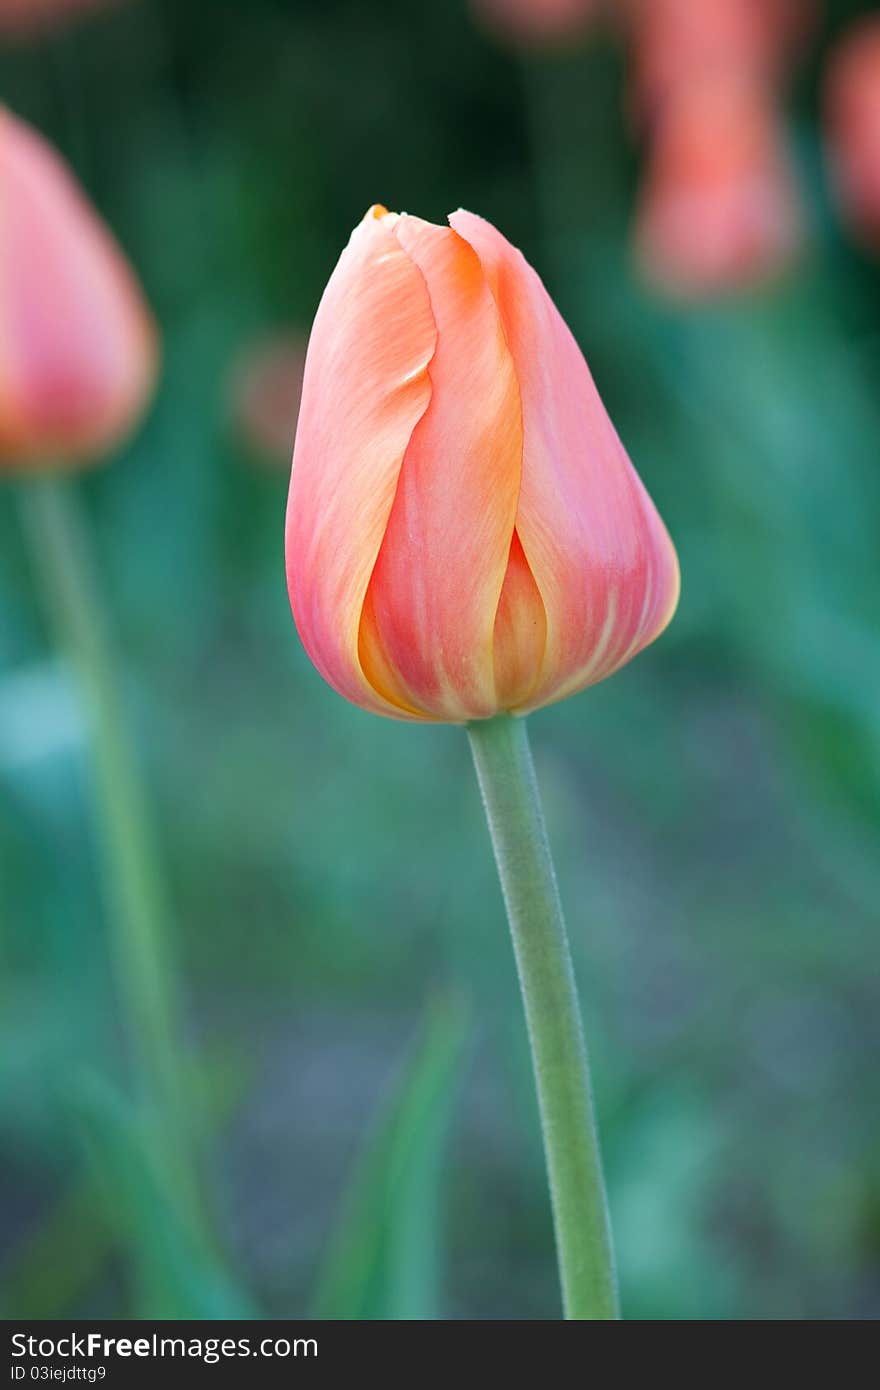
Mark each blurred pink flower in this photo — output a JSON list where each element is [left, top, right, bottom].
[[634, 76, 803, 297], [228, 332, 307, 468], [824, 16, 880, 251], [619, 0, 816, 125], [471, 0, 600, 47], [0, 106, 157, 470], [0, 0, 120, 39]]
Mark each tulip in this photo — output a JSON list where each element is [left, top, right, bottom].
[[3, 103, 204, 1294], [0, 106, 157, 471], [618, 0, 815, 125], [286, 206, 679, 724], [229, 332, 307, 468], [286, 207, 679, 1318], [470, 0, 599, 47], [824, 17, 880, 251], [0, 0, 119, 39], [634, 76, 803, 296]]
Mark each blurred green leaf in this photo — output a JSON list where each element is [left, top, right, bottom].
[[2, 1047, 252, 1318], [312, 995, 469, 1321], [69, 1071, 255, 1320]]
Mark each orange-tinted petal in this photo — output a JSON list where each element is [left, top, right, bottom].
[[286, 208, 437, 719], [360, 214, 523, 721], [451, 209, 679, 713], [493, 530, 547, 710]]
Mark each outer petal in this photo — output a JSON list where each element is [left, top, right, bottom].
[[360, 215, 523, 721], [0, 107, 157, 468], [286, 208, 437, 719], [451, 209, 679, 713]]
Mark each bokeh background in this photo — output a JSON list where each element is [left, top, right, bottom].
[[2, 0, 880, 1321]]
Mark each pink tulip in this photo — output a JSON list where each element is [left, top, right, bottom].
[[635, 76, 803, 297], [0, 0, 119, 38], [824, 17, 880, 250], [286, 207, 679, 723], [619, 0, 815, 126], [0, 107, 157, 470], [229, 332, 307, 468], [471, 0, 599, 47]]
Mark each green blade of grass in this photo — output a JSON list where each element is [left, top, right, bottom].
[[312, 994, 469, 1321], [1, 1049, 252, 1319], [68, 1070, 256, 1320]]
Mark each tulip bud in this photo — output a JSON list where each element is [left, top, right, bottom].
[[470, 0, 599, 48], [634, 76, 803, 297], [228, 332, 307, 468], [0, 0, 119, 39], [618, 0, 815, 126], [286, 207, 678, 723], [0, 108, 157, 470], [824, 17, 880, 251]]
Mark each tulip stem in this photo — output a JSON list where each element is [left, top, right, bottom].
[[467, 714, 618, 1320], [18, 475, 200, 1222]]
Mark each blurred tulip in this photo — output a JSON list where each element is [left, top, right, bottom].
[[228, 332, 307, 468], [619, 0, 816, 125], [0, 0, 120, 39], [635, 76, 803, 297], [0, 107, 157, 469], [286, 206, 678, 723], [471, 0, 599, 47], [824, 16, 880, 250]]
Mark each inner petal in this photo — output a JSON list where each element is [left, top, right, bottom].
[[493, 530, 547, 712]]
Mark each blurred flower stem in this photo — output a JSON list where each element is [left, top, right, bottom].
[[18, 475, 201, 1226], [467, 714, 618, 1320], [520, 46, 626, 257]]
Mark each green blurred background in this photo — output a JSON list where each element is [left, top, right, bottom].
[[2, 0, 880, 1321]]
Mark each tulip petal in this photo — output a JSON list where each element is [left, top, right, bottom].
[[450, 210, 679, 712], [493, 530, 547, 710], [286, 208, 437, 719], [0, 108, 157, 466], [361, 214, 523, 721]]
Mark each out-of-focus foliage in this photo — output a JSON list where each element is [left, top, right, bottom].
[[1, 0, 879, 1320], [312, 997, 468, 1320]]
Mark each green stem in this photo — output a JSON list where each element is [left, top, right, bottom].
[[467, 714, 618, 1320], [18, 475, 198, 1218]]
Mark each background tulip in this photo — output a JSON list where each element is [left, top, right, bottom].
[[0, 100, 229, 1316], [470, 0, 600, 47], [286, 206, 679, 725], [0, 107, 157, 470], [634, 77, 803, 296], [824, 16, 880, 251], [618, 0, 815, 125], [0, 0, 120, 39], [228, 331, 307, 468]]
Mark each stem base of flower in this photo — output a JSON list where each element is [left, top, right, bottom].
[[467, 714, 618, 1320]]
